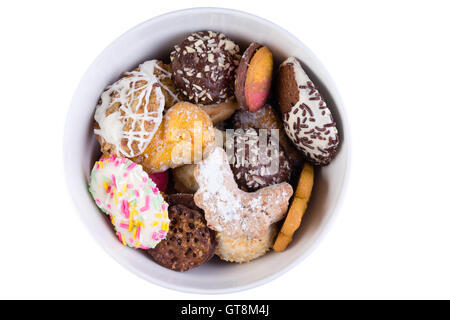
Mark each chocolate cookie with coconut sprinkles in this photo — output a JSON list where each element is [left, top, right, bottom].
[[226, 128, 291, 192], [277, 57, 340, 166], [170, 31, 240, 105]]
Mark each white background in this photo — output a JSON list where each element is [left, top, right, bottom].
[[1, 0, 449, 299]]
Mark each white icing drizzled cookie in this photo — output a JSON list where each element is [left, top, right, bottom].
[[94, 60, 167, 158]]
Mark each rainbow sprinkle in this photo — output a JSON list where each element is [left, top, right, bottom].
[[89, 155, 169, 249]]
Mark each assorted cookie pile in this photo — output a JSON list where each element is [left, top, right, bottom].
[[88, 31, 340, 271]]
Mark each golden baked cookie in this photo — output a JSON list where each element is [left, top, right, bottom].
[[216, 224, 278, 263], [273, 163, 314, 252], [199, 98, 239, 125], [133, 102, 215, 173]]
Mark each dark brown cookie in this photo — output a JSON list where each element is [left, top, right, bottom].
[[277, 62, 300, 115], [170, 31, 240, 105], [166, 193, 198, 211], [226, 128, 291, 191], [148, 204, 217, 272]]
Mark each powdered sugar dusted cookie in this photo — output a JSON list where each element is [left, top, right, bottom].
[[193, 147, 293, 239], [94, 60, 167, 158], [277, 57, 339, 166]]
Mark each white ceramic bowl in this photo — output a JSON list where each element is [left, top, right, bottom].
[[64, 7, 350, 294]]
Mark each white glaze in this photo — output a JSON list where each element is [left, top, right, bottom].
[[281, 57, 339, 165], [89, 156, 170, 249], [94, 60, 167, 157]]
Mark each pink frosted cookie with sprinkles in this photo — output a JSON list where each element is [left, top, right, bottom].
[[89, 155, 170, 249], [277, 57, 339, 166]]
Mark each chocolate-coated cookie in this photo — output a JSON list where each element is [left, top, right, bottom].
[[277, 57, 339, 166], [226, 128, 291, 191], [148, 203, 217, 271], [231, 104, 304, 168], [170, 31, 240, 105]]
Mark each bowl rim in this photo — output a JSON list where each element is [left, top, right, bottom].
[[64, 6, 352, 295]]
